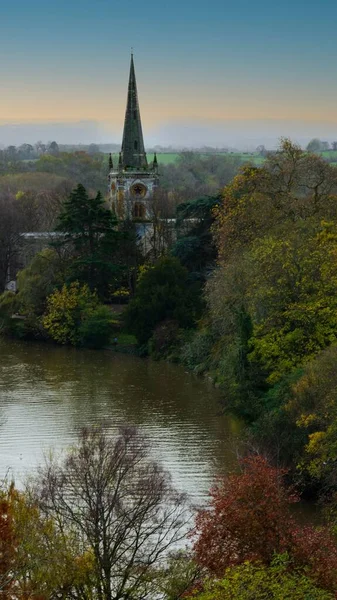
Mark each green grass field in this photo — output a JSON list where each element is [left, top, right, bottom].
[[320, 151, 337, 160], [110, 151, 264, 167]]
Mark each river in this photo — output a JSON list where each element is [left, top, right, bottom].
[[0, 337, 242, 502]]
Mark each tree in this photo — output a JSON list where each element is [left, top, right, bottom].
[[4, 146, 17, 161], [55, 184, 122, 297], [193, 455, 298, 574], [17, 143, 35, 160], [42, 281, 112, 347], [0, 481, 94, 599], [16, 248, 64, 316], [200, 138, 337, 405], [33, 426, 188, 600], [0, 484, 17, 596], [247, 221, 337, 383], [35, 140, 46, 155], [286, 344, 337, 491], [193, 455, 337, 594], [214, 139, 337, 266], [307, 138, 323, 153], [157, 551, 202, 600], [0, 193, 24, 291], [47, 141, 59, 155], [256, 144, 266, 155], [160, 152, 241, 204], [125, 256, 202, 346], [146, 189, 176, 260], [173, 195, 219, 280]]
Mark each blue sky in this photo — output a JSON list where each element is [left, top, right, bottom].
[[1, 0, 337, 146]]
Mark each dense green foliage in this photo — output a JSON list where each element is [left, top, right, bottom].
[[189, 559, 334, 600], [0, 183, 136, 347], [183, 139, 337, 495], [124, 256, 202, 350], [172, 195, 219, 281], [54, 183, 125, 297]]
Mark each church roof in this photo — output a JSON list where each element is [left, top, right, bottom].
[[121, 54, 148, 170]]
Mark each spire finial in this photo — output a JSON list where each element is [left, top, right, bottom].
[[153, 151, 158, 171], [109, 152, 113, 170]]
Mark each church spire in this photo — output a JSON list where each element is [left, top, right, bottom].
[[121, 53, 148, 170]]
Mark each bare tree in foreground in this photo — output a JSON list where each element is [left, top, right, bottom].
[[32, 426, 189, 600]]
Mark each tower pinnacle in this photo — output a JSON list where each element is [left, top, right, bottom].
[[121, 54, 148, 170]]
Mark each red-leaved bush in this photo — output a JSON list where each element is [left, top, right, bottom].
[[193, 455, 337, 594]]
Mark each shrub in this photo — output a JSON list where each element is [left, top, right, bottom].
[[188, 557, 334, 600], [78, 305, 112, 349], [42, 282, 98, 345], [149, 319, 181, 358]]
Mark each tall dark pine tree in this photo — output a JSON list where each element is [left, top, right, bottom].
[[54, 184, 122, 297]]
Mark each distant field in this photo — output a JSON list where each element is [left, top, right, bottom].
[[320, 151, 337, 159], [0, 172, 67, 193], [147, 153, 179, 165], [228, 152, 265, 165], [110, 152, 181, 166], [110, 151, 264, 166]]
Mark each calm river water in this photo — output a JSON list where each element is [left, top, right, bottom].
[[0, 337, 242, 501]]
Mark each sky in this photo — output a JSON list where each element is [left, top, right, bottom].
[[1, 0, 337, 148]]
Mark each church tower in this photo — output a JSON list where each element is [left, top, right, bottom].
[[109, 53, 159, 220]]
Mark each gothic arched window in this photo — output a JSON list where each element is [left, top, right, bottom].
[[134, 140, 138, 150], [133, 203, 145, 219]]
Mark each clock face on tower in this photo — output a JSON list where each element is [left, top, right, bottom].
[[130, 183, 147, 198]]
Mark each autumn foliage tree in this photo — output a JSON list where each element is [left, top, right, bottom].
[[193, 456, 298, 573], [193, 455, 337, 594], [0, 483, 93, 600], [0, 485, 16, 597], [189, 139, 337, 491]]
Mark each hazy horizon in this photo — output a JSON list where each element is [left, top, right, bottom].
[[1, 118, 337, 151]]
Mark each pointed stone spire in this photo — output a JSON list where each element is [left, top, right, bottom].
[[109, 153, 113, 170], [121, 53, 148, 170], [153, 151, 158, 171]]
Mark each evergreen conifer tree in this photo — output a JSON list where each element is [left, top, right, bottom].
[[54, 184, 122, 298]]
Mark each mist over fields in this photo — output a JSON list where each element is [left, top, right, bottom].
[[1, 118, 337, 150]]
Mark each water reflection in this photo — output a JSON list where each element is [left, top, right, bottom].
[[0, 338, 241, 500]]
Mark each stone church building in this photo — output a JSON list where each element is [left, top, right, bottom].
[[108, 54, 159, 220]]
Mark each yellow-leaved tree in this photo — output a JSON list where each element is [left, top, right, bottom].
[[42, 281, 113, 347]]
